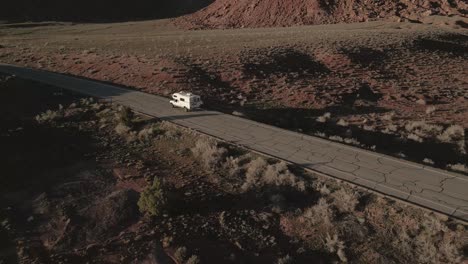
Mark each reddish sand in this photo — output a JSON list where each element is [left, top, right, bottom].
[[175, 0, 467, 29]]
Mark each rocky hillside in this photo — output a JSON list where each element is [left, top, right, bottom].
[[175, 0, 467, 29], [1, 0, 213, 22]]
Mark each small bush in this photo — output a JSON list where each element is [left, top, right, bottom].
[[303, 198, 334, 225], [277, 255, 293, 264], [137, 177, 166, 216], [115, 123, 131, 135], [241, 158, 305, 191], [425, 106, 436, 115], [447, 163, 468, 173], [174, 247, 187, 262], [331, 188, 359, 213], [192, 139, 228, 170], [437, 125, 465, 152], [405, 121, 443, 139], [325, 233, 347, 262], [35, 105, 64, 124], [316, 112, 331, 123], [337, 119, 349, 127], [138, 124, 161, 142], [186, 255, 200, 264], [116, 106, 134, 126]]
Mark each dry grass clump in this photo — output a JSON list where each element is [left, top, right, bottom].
[[363, 197, 465, 263], [276, 254, 293, 264], [192, 138, 228, 170], [115, 106, 134, 127], [405, 121, 443, 140], [241, 158, 306, 192], [185, 255, 200, 264], [325, 233, 347, 262], [191, 138, 306, 192], [316, 112, 331, 123], [447, 163, 468, 173], [35, 105, 64, 124], [437, 125, 465, 153], [137, 124, 162, 142], [336, 119, 349, 127], [330, 188, 359, 213], [404, 122, 466, 152], [174, 247, 187, 262], [425, 105, 437, 115]]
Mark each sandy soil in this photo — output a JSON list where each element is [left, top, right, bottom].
[[0, 19, 466, 169], [175, 0, 468, 29]]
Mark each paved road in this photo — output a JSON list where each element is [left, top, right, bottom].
[[1, 63, 467, 221]]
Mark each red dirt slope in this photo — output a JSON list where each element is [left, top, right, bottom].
[[175, 0, 467, 29]]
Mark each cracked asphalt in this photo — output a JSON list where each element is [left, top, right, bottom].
[[1, 63, 467, 221]]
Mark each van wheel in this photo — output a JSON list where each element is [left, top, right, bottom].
[[171, 104, 175, 108], [184, 107, 190, 112]]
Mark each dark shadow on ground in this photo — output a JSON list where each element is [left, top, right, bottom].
[[241, 48, 330, 79], [413, 33, 468, 56], [223, 106, 467, 168], [1, 0, 213, 23]]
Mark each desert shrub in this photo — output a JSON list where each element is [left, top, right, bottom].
[[331, 188, 359, 213], [336, 119, 349, 127], [329, 135, 344, 142], [276, 255, 293, 264], [242, 157, 269, 190], [325, 233, 347, 262], [174, 247, 187, 262], [35, 105, 64, 124], [437, 125, 465, 152], [241, 158, 305, 191], [405, 121, 443, 139], [185, 255, 200, 264], [137, 177, 166, 216], [425, 105, 436, 115], [192, 138, 228, 170], [423, 158, 434, 165], [138, 124, 161, 142], [447, 163, 468, 173], [407, 133, 424, 143], [364, 196, 465, 263], [115, 123, 131, 135], [316, 112, 331, 123], [303, 198, 334, 225], [315, 183, 331, 195], [116, 106, 134, 126], [382, 112, 395, 121]]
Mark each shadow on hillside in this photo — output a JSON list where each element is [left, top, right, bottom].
[[0, 0, 213, 23]]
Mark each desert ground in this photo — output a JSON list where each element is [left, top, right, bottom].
[[0, 18, 466, 171], [1, 73, 467, 263]]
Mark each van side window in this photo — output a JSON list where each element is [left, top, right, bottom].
[[180, 98, 185, 102]]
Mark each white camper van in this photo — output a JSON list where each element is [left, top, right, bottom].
[[170, 91, 203, 111]]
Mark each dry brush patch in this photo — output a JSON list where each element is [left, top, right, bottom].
[[190, 137, 467, 263]]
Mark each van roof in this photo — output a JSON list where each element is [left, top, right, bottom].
[[174, 91, 200, 97]]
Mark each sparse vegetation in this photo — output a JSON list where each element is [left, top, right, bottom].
[[137, 177, 166, 216], [316, 112, 331, 123], [174, 246, 187, 262], [191, 138, 228, 170], [116, 105, 134, 127], [186, 255, 201, 264], [331, 188, 359, 213], [325, 234, 347, 262], [35, 105, 64, 124]]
